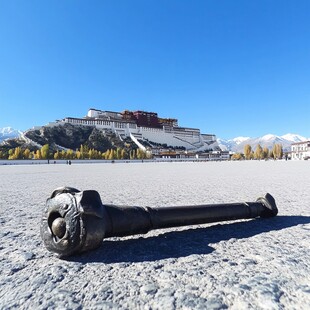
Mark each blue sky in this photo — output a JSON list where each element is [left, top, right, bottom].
[[0, 0, 309, 139]]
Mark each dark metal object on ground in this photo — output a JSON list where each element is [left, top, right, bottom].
[[40, 187, 278, 257]]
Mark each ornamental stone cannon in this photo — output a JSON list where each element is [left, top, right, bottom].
[[40, 187, 278, 257]]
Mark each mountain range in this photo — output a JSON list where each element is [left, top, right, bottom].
[[217, 133, 308, 153], [0, 126, 308, 153]]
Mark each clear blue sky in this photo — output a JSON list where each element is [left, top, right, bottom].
[[0, 0, 309, 139]]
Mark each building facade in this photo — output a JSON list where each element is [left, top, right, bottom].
[[57, 108, 219, 152], [291, 141, 310, 160]]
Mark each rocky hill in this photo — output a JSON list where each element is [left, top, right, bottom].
[[0, 123, 137, 153]]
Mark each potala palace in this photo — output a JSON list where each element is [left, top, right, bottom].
[[55, 108, 220, 153]]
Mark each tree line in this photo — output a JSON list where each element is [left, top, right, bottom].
[[0, 143, 285, 161], [231, 143, 284, 160], [0, 144, 151, 160]]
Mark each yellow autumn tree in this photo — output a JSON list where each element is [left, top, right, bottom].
[[23, 148, 31, 159], [254, 144, 263, 160], [40, 144, 49, 160], [244, 144, 252, 160], [262, 147, 269, 160]]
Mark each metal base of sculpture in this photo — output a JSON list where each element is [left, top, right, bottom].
[[40, 187, 278, 257]]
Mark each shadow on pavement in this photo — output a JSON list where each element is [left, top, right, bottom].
[[68, 215, 310, 264]]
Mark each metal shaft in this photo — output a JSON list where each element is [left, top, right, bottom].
[[41, 187, 278, 257]]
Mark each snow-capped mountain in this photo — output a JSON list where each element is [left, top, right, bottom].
[[0, 127, 22, 143], [217, 136, 250, 151], [218, 133, 308, 152], [280, 133, 307, 143]]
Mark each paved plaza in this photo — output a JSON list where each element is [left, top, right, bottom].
[[1, 161, 310, 309]]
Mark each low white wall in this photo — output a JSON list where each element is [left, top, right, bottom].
[[0, 157, 228, 166]]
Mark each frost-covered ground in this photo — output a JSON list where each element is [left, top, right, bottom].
[[1, 161, 310, 309]]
